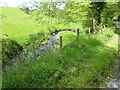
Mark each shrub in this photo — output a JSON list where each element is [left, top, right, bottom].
[[26, 31, 49, 45], [2, 38, 23, 64]]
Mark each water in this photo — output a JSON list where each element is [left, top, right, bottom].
[[47, 33, 58, 47], [3, 30, 73, 71]]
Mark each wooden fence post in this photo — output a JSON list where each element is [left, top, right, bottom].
[[77, 29, 79, 41], [60, 36, 62, 49]]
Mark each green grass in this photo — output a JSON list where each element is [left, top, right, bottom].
[[2, 7, 118, 88], [57, 31, 77, 47], [106, 34, 118, 49], [1, 7, 82, 45], [2, 28, 118, 88], [2, 7, 52, 45]]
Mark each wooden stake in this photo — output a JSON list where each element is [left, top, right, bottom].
[[60, 36, 62, 49], [77, 29, 79, 41]]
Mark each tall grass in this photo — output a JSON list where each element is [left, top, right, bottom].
[[2, 28, 118, 88]]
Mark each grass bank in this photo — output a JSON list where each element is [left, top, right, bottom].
[[2, 27, 118, 88]]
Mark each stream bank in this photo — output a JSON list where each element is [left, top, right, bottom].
[[3, 29, 76, 71], [3, 28, 119, 88]]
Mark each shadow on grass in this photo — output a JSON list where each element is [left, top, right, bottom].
[[114, 28, 120, 35], [53, 35, 117, 88], [2, 34, 118, 88]]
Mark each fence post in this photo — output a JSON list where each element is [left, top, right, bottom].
[[77, 29, 79, 41], [60, 36, 62, 49]]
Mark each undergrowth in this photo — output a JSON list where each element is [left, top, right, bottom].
[[2, 28, 118, 88]]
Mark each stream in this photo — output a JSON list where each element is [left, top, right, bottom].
[[47, 30, 72, 48], [3, 30, 73, 70]]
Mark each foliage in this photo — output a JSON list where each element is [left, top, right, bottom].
[[2, 28, 118, 88], [31, 10, 63, 26], [31, 2, 91, 24], [90, 2, 106, 24], [2, 3, 119, 88], [101, 2, 118, 27], [26, 31, 49, 45], [18, 2, 31, 14], [2, 38, 23, 64], [2, 2, 117, 45], [31, 2, 118, 33]]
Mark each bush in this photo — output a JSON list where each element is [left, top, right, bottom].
[[26, 31, 49, 46], [2, 38, 23, 64]]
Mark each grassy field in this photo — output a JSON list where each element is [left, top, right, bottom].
[[1, 7, 81, 45], [2, 7, 49, 44]]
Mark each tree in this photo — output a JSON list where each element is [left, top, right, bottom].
[[90, 2, 106, 24], [34, 2, 62, 18], [18, 2, 31, 14], [101, 2, 118, 27], [30, 1, 118, 34], [89, 2, 106, 32]]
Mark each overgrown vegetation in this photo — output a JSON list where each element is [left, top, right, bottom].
[[2, 28, 118, 88], [2, 38, 23, 66], [2, 1, 119, 88]]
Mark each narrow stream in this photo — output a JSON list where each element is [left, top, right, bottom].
[[3, 30, 73, 71], [47, 30, 72, 48]]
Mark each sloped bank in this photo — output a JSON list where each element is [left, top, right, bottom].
[[3, 29, 77, 71], [2, 28, 118, 88]]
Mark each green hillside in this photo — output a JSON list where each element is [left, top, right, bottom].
[[1, 7, 80, 45], [2, 7, 48, 44]]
